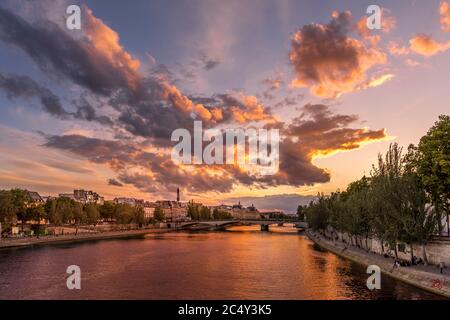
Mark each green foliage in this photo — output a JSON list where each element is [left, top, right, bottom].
[[132, 206, 145, 226], [304, 129, 446, 254], [187, 204, 200, 220], [9, 189, 31, 226], [113, 203, 135, 224], [188, 204, 212, 220], [212, 208, 232, 219], [84, 203, 100, 225], [305, 194, 330, 231], [153, 206, 165, 222], [0, 190, 17, 223], [99, 201, 115, 220], [200, 206, 211, 220], [407, 115, 450, 234], [415, 115, 450, 205], [25, 205, 46, 223], [296, 205, 306, 220]]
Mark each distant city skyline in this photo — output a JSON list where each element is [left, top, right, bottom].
[[0, 1, 449, 212], [23, 187, 312, 214]]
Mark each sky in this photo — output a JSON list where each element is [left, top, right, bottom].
[[0, 0, 449, 213]]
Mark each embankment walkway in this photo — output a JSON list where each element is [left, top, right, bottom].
[[306, 229, 450, 298], [0, 228, 169, 249]]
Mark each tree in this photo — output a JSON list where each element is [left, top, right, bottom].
[[85, 203, 100, 226], [0, 190, 15, 226], [200, 206, 211, 220], [71, 201, 84, 235], [396, 172, 439, 264], [25, 205, 46, 224], [213, 208, 232, 220], [302, 118, 449, 266], [409, 115, 450, 235], [53, 197, 77, 224], [99, 201, 115, 221], [153, 206, 165, 222], [305, 194, 330, 231], [114, 204, 134, 224], [297, 205, 306, 221], [132, 206, 145, 227], [187, 204, 200, 220], [344, 176, 372, 249], [44, 198, 60, 225], [10, 189, 32, 232], [370, 143, 405, 258]]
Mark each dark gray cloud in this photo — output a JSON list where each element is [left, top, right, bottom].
[[255, 104, 386, 186], [0, 73, 114, 125], [0, 6, 136, 97], [43, 134, 236, 193], [179, 51, 221, 79], [204, 59, 220, 70], [0, 73, 70, 118], [107, 178, 123, 187], [73, 99, 114, 126]]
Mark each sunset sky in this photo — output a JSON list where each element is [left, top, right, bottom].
[[0, 0, 449, 213]]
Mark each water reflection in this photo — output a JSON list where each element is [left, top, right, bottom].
[[0, 225, 444, 300]]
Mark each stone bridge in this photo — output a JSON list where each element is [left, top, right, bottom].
[[166, 220, 308, 232]]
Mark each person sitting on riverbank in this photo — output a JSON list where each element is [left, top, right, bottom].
[[411, 256, 424, 266], [439, 262, 445, 274], [391, 260, 401, 272]]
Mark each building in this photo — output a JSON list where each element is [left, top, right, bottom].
[[58, 193, 76, 200], [114, 197, 144, 206], [74, 189, 104, 205], [59, 190, 104, 205], [212, 202, 261, 219], [143, 201, 157, 220], [26, 191, 44, 205], [155, 200, 188, 221], [259, 210, 286, 220]]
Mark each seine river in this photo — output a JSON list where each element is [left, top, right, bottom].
[[0, 225, 442, 299]]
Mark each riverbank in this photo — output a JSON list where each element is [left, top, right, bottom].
[[305, 229, 450, 299], [0, 228, 170, 249]]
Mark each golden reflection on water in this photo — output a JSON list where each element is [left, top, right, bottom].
[[0, 225, 444, 299]]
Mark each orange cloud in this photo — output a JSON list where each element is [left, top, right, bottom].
[[381, 9, 397, 33], [409, 34, 450, 56], [290, 11, 388, 98], [388, 41, 410, 56], [84, 7, 141, 88], [441, 1, 450, 31], [162, 84, 219, 122], [228, 94, 277, 124]]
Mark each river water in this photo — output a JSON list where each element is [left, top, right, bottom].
[[0, 225, 443, 299]]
